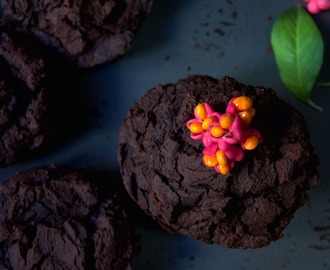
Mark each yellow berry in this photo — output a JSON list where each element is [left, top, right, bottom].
[[211, 126, 225, 138], [218, 164, 230, 174], [202, 116, 217, 130], [220, 115, 233, 129], [233, 96, 253, 112], [244, 135, 259, 150], [216, 150, 228, 166], [238, 110, 252, 125], [189, 122, 204, 134], [203, 155, 217, 167], [195, 104, 207, 120]]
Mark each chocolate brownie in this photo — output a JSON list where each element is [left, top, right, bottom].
[[0, 165, 134, 269], [1, 0, 153, 68], [118, 75, 319, 249], [0, 26, 54, 167]]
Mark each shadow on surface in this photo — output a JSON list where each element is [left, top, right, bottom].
[[128, 0, 192, 54]]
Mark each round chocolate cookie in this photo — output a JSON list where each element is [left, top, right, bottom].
[[118, 75, 319, 249], [0, 165, 134, 269], [0, 26, 54, 167], [1, 0, 153, 68]]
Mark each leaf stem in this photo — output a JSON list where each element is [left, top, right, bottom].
[[307, 99, 323, 112], [316, 82, 330, 87]]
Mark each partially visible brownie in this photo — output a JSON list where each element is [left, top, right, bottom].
[[118, 75, 319, 248], [0, 26, 53, 167], [1, 0, 153, 67], [0, 165, 134, 270]]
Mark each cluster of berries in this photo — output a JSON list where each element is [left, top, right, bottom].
[[186, 96, 262, 174], [305, 0, 330, 14]]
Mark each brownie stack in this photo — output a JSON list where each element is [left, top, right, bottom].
[[0, 0, 154, 269]]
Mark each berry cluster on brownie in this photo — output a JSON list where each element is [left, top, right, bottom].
[[118, 75, 319, 248]]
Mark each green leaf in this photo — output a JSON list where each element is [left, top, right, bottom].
[[271, 6, 324, 111]]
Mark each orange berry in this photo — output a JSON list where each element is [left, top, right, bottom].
[[203, 155, 217, 167], [249, 108, 256, 117], [195, 104, 207, 120], [211, 126, 225, 138], [216, 150, 228, 166], [220, 115, 233, 129], [202, 116, 217, 130], [244, 135, 259, 150], [232, 96, 253, 112], [218, 164, 230, 174], [238, 110, 252, 125], [189, 122, 204, 134]]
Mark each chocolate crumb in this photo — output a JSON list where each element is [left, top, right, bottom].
[[220, 20, 236, 26], [214, 28, 225, 36]]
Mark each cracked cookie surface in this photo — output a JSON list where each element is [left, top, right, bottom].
[[1, 0, 153, 67], [118, 75, 319, 248], [0, 165, 133, 270], [0, 26, 52, 167]]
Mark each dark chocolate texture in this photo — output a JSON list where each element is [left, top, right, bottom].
[[118, 75, 319, 248], [1, 0, 153, 67], [0, 26, 52, 167], [0, 165, 133, 270]]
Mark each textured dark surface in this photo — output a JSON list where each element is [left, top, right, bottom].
[[118, 75, 319, 249], [1, 0, 153, 67], [0, 165, 133, 270], [0, 26, 52, 167]]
